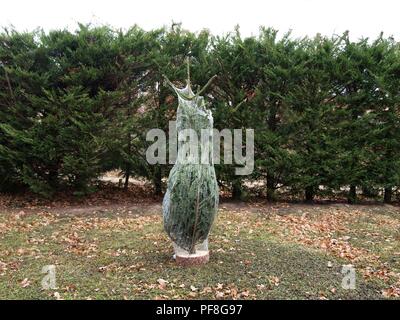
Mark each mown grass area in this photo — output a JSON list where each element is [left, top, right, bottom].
[[0, 203, 399, 299]]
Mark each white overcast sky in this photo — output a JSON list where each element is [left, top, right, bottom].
[[1, 0, 399, 40]]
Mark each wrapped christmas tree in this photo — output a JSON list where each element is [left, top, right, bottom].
[[162, 61, 218, 266]]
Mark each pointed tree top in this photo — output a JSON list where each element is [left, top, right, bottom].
[[163, 57, 217, 101], [186, 57, 191, 88]]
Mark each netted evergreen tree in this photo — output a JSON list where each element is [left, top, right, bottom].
[[162, 60, 218, 254]]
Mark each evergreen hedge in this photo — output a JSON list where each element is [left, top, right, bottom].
[[1, 25, 399, 202]]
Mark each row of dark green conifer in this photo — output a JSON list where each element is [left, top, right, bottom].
[[1, 24, 399, 202]]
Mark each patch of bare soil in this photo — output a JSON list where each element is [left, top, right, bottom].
[[0, 181, 161, 213]]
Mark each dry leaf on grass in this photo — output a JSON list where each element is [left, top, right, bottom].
[[157, 278, 168, 290], [20, 278, 31, 288]]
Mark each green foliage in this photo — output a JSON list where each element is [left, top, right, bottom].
[[0, 87, 105, 196], [0, 24, 400, 203]]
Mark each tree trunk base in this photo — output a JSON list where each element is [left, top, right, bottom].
[[384, 187, 392, 204], [175, 250, 209, 267]]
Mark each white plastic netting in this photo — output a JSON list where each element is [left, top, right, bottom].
[[162, 74, 219, 254]]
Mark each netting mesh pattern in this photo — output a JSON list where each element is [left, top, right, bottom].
[[163, 84, 219, 253]]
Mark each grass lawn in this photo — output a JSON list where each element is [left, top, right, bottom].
[[0, 201, 399, 299]]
